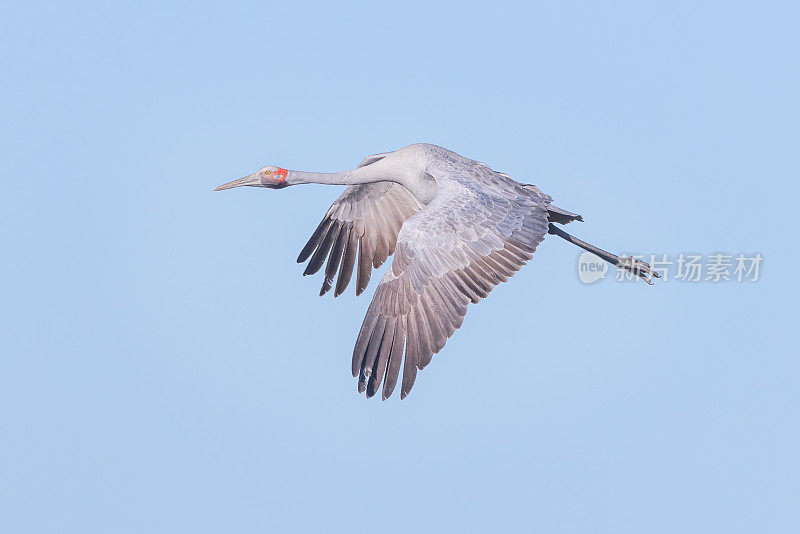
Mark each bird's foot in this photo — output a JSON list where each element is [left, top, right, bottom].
[[616, 256, 661, 285]]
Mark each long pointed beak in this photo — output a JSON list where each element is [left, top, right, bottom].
[[214, 173, 261, 191]]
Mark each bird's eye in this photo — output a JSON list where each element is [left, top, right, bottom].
[[265, 171, 271, 175]]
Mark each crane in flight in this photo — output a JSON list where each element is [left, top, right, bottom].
[[215, 144, 659, 400]]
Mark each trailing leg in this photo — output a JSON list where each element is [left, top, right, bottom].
[[547, 223, 660, 284]]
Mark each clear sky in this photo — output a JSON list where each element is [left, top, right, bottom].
[[2, 1, 798, 532]]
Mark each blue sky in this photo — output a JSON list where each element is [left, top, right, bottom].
[[2, 1, 798, 532]]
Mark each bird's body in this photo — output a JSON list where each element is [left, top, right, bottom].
[[215, 143, 658, 399]]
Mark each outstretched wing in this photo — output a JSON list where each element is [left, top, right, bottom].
[[297, 154, 425, 297], [352, 171, 552, 400]]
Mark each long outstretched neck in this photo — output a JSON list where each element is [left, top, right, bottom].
[[287, 163, 386, 186]]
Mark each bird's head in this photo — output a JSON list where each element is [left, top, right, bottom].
[[214, 165, 289, 191]]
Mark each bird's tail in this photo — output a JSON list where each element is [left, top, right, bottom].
[[547, 204, 584, 225], [519, 184, 584, 225]]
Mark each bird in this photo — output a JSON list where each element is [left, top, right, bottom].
[[215, 143, 659, 400]]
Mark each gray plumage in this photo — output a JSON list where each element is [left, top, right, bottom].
[[215, 144, 658, 400]]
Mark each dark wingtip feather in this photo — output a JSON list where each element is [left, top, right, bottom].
[[297, 218, 333, 263], [297, 246, 314, 264], [319, 277, 333, 296], [320, 227, 347, 297], [352, 313, 379, 377], [333, 278, 345, 298], [381, 319, 406, 400], [334, 224, 357, 297], [304, 221, 341, 276], [367, 318, 395, 398]]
